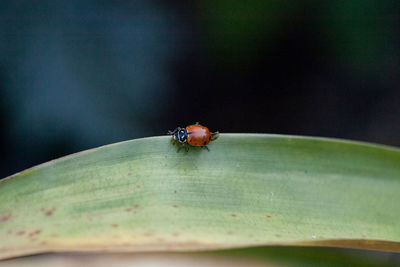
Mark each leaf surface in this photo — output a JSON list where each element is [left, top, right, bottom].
[[1, 134, 399, 259]]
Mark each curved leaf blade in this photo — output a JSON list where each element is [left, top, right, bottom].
[[0, 134, 399, 259]]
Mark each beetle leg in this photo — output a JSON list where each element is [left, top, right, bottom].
[[185, 143, 189, 152], [211, 131, 219, 141], [176, 142, 184, 152], [202, 146, 210, 151]]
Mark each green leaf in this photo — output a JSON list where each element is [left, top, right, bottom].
[[1, 134, 399, 260]]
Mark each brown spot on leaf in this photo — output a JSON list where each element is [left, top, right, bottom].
[[7, 230, 12, 235], [227, 231, 233, 235], [111, 224, 118, 228], [266, 215, 272, 219], [136, 185, 141, 189], [29, 230, 42, 237], [45, 211, 53, 216], [231, 214, 237, 217], [51, 234, 59, 238], [172, 232, 180, 237], [17, 231, 25, 236], [275, 234, 281, 238], [127, 173, 132, 176], [124, 205, 140, 213], [173, 205, 179, 208], [40, 241, 47, 245], [0, 213, 12, 223], [42, 208, 56, 217]]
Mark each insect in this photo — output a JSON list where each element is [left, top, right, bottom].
[[168, 122, 219, 152]]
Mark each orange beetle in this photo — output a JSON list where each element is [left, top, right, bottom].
[[168, 122, 219, 152]]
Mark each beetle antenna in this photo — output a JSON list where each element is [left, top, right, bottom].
[[167, 127, 180, 135]]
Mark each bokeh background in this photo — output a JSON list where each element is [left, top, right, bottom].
[[1, 0, 399, 178]]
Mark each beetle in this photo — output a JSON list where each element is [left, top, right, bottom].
[[168, 122, 219, 152]]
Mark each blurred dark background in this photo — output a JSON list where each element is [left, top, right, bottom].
[[0, 0, 399, 178]]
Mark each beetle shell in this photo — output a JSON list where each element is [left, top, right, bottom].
[[186, 124, 212, 146]]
